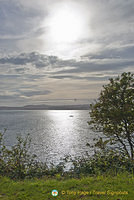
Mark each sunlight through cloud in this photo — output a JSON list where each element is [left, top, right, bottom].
[[41, 2, 90, 58]]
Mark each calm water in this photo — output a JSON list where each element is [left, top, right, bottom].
[[0, 110, 100, 165]]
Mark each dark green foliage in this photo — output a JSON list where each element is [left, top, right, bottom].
[[0, 132, 64, 179], [88, 72, 134, 160], [69, 150, 134, 178], [1, 131, 134, 180]]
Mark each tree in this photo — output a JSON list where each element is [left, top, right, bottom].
[[88, 72, 134, 161]]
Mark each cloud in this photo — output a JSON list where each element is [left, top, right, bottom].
[[0, 51, 134, 77], [50, 58, 134, 75], [0, 95, 18, 100], [0, 0, 45, 39], [20, 90, 51, 97], [0, 0, 47, 54], [0, 0, 134, 58], [0, 52, 58, 68], [49, 75, 112, 81], [0, 74, 45, 81], [0, 87, 52, 105], [0, 0, 134, 106], [82, 45, 134, 60]]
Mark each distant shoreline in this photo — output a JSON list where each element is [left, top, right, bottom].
[[0, 104, 89, 110]]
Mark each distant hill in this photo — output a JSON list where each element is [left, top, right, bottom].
[[0, 104, 89, 110]]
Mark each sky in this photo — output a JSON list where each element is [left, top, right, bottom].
[[0, 0, 134, 106]]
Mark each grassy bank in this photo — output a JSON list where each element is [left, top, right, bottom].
[[0, 173, 134, 200]]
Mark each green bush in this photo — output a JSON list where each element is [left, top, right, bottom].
[[69, 150, 134, 178], [0, 132, 64, 179], [1, 131, 134, 180]]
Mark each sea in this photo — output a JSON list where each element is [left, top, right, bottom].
[[0, 110, 101, 165]]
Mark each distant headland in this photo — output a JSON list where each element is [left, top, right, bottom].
[[0, 104, 89, 110]]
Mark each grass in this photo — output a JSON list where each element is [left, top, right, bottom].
[[0, 173, 134, 200]]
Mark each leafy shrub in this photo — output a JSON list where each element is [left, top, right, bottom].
[[88, 72, 134, 160], [1, 131, 134, 180], [69, 150, 134, 178], [0, 132, 64, 179]]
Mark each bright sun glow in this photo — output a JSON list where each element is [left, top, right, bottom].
[[42, 3, 90, 58], [47, 5, 86, 43]]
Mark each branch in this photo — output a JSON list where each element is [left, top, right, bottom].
[[115, 133, 130, 159], [124, 119, 134, 160]]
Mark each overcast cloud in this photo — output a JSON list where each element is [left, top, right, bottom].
[[0, 0, 134, 106]]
